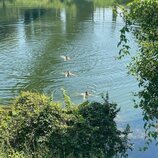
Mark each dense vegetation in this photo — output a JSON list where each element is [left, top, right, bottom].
[[0, 92, 131, 158], [118, 0, 158, 149], [0, 0, 133, 8]]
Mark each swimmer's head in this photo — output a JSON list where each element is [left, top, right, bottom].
[[85, 91, 88, 96], [66, 71, 70, 77]]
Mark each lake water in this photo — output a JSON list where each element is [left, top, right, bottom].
[[0, 1, 157, 157]]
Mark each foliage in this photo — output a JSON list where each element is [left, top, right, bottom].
[[93, 0, 115, 7], [118, 0, 158, 149], [0, 0, 132, 9], [116, 0, 133, 5], [0, 91, 131, 158]]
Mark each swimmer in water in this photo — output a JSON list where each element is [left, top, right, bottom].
[[80, 91, 92, 100], [60, 55, 71, 61], [65, 71, 76, 77]]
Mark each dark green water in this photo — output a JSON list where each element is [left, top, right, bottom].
[[0, 0, 157, 157]]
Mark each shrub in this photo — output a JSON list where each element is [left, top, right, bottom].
[[0, 92, 131, 158]]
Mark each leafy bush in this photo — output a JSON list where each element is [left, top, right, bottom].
[[118, 0, 158, 149], [0, 92, 131, 158]]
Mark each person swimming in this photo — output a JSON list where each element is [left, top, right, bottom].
[[85, 91, 89, 98], [80, 91, 92, 100], [65, 71, 76, 77], [60, 55, 71, 61], [65, 71, 70, 77]]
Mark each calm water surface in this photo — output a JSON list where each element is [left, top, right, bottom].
[[0, 2, 157, 157]]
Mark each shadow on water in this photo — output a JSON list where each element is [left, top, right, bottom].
[[23, 9, 46, 24], [0, 0, 118, 103], [0, 0, 97, 99], [17, 1, 95, 94]]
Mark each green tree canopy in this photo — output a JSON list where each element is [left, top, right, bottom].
[[118, 0, 158, 149]]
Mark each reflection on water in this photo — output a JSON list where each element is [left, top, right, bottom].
[[0, 1, 158, 157], [0, 0, 139, 128]]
